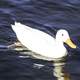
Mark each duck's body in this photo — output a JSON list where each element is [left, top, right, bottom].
[[11, 22, 76, 60]]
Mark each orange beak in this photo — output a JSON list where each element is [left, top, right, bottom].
[[65, 38, 77, 49]]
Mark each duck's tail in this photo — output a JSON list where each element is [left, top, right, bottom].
[[11, 22, 25, 33], [11, 22, 18, 32], [11, 22, 33, 33]]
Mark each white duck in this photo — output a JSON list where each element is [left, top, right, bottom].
[[11, 22, 77, 59]]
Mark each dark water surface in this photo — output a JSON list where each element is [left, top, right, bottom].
[[0, 0, 80, 80]]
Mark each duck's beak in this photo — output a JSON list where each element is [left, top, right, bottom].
[[65, 38, 77, 49]]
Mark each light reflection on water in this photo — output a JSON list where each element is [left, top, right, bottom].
[[53, 59, 70, 80]]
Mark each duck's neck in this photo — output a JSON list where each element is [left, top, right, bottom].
[[55, 38, 64, 47]]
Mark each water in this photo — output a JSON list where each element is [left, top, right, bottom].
[[0, 0, 80, 80]]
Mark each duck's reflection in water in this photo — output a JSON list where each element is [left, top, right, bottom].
[[5, 42, 70, 80], [53, 58, 70, 80]]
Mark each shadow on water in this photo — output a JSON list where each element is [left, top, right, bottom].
[[0, 0, 80, 80]]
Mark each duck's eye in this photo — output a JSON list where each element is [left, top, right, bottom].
[[62, 34, 64, 36]]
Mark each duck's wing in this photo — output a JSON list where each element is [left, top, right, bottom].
[[12, 22, 56, 45], [12, 23, 55, 46], [15, 22, 57, 37]]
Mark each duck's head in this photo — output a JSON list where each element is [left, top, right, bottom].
[[56, 29, 77, 49]]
